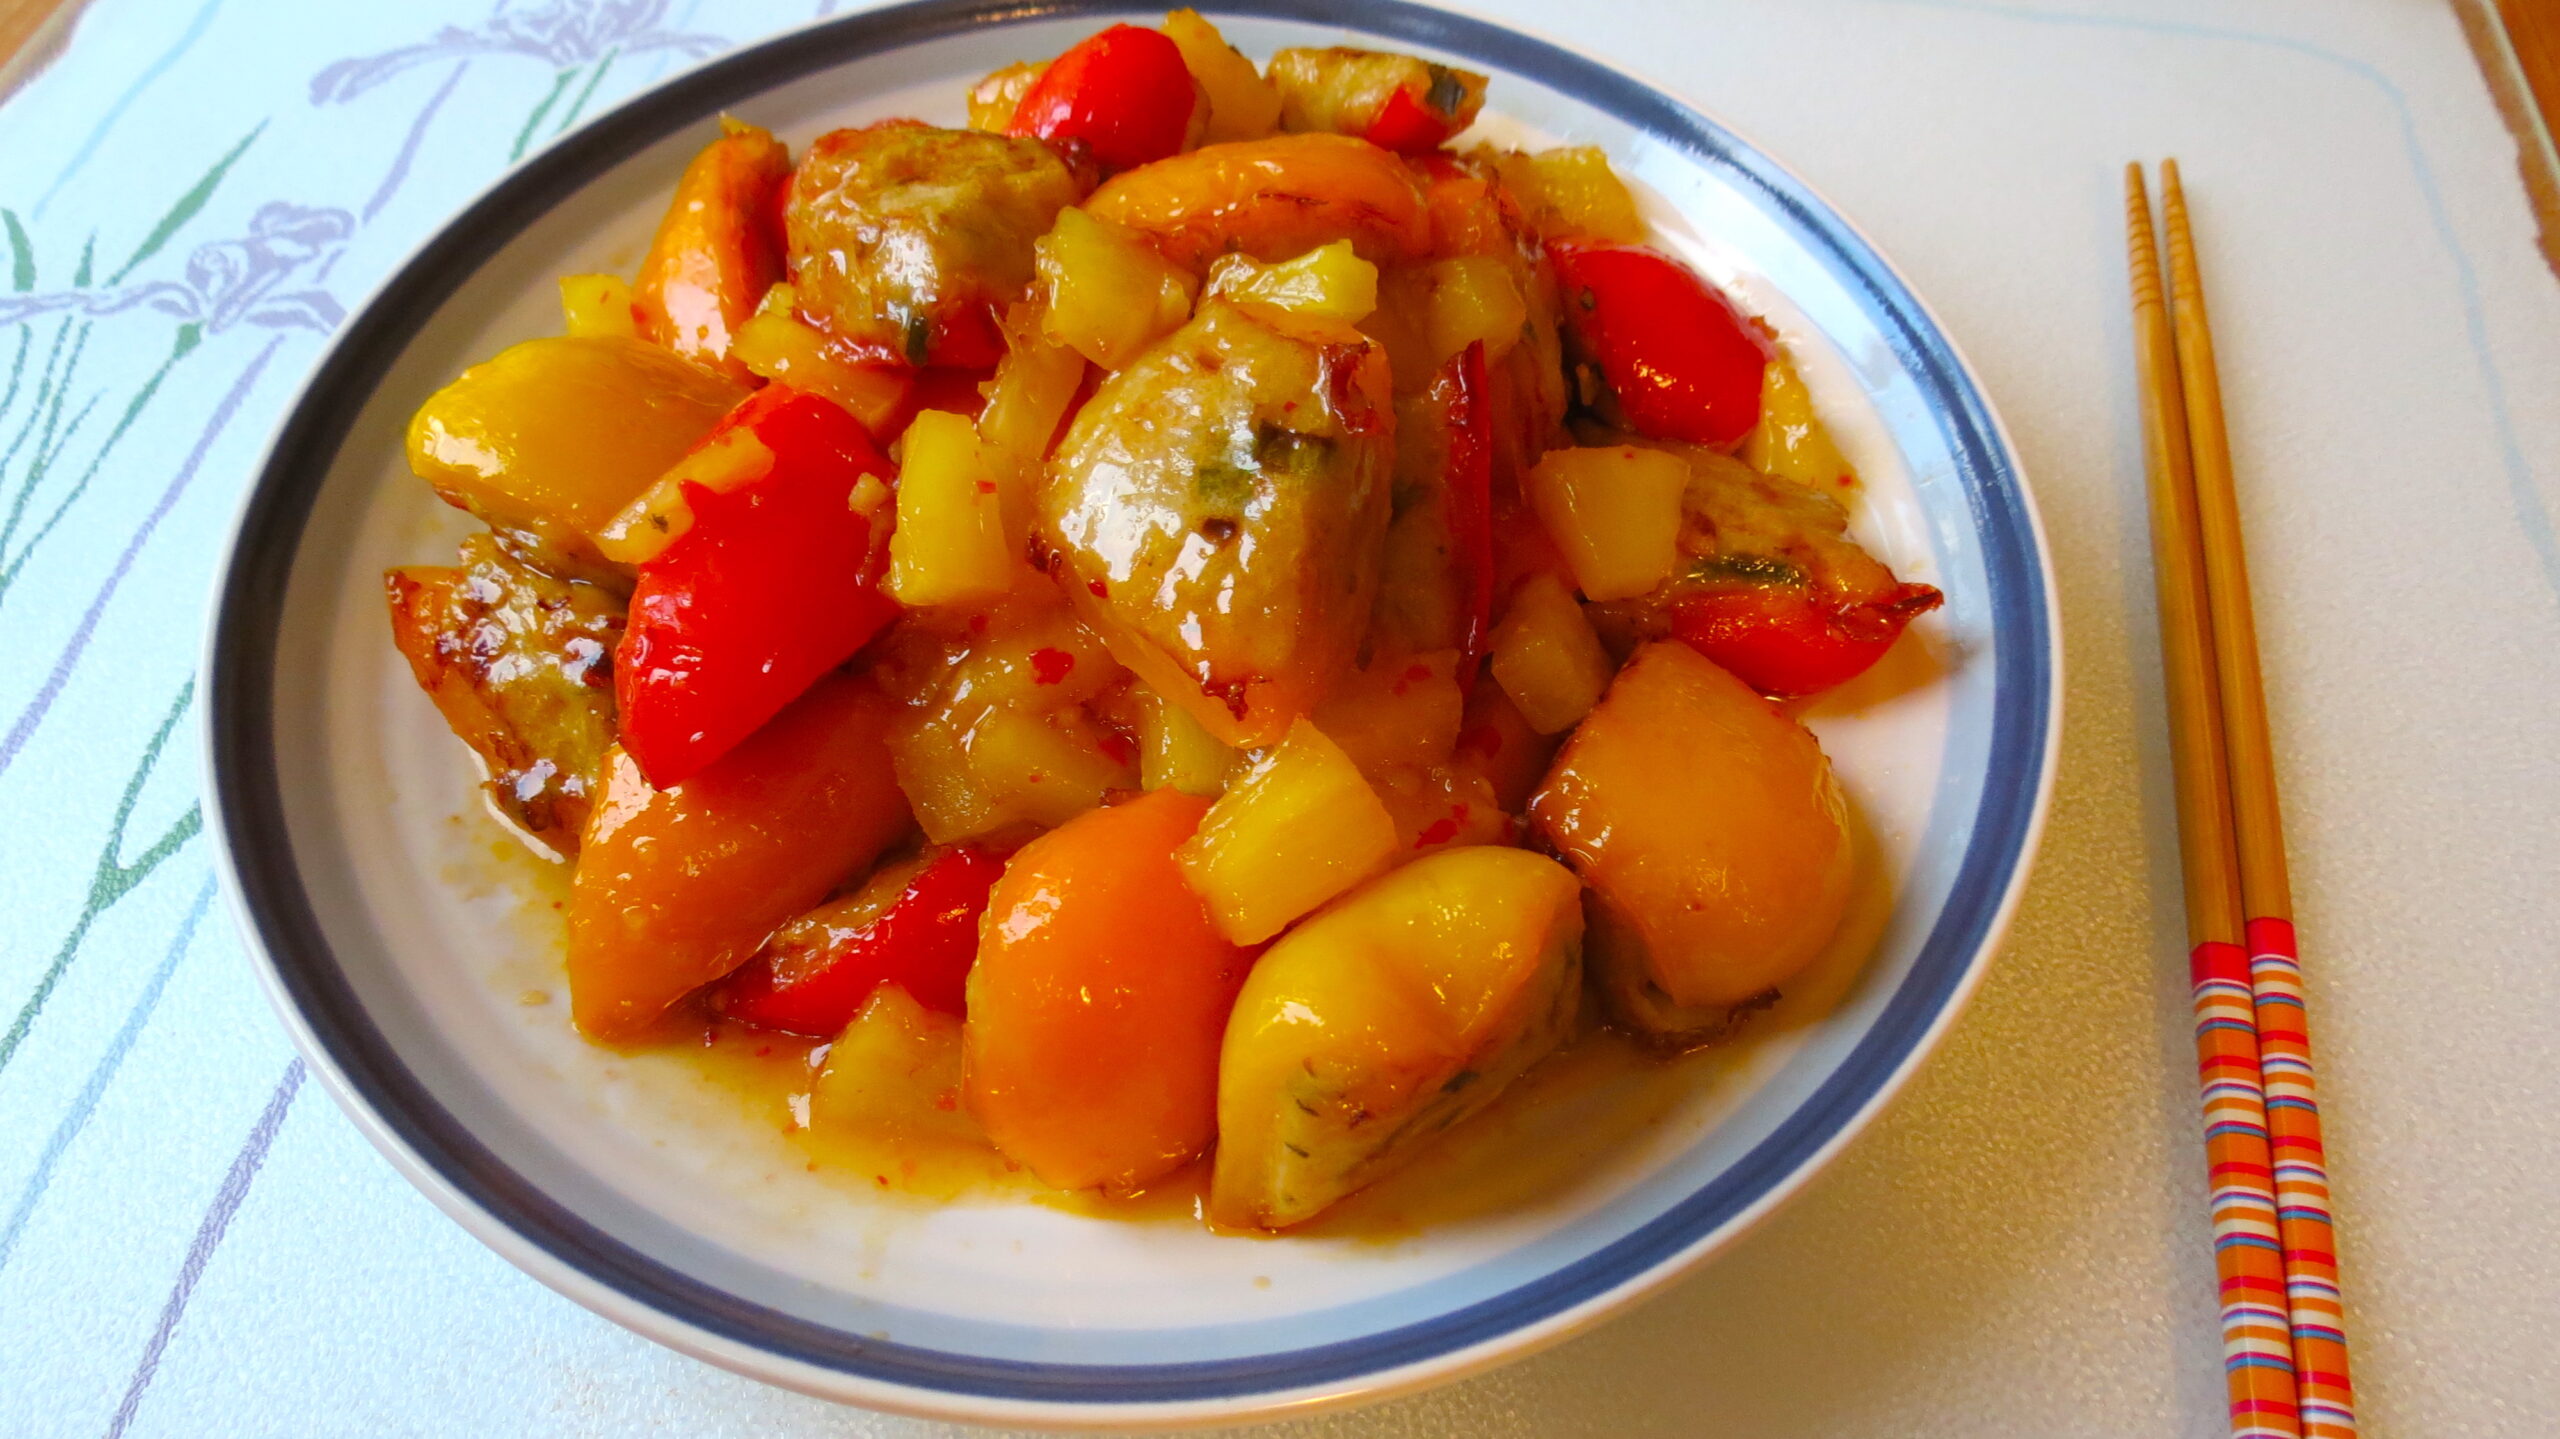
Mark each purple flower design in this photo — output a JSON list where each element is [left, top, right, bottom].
[[0, 203, 350, 335], [309, 0, 724, 104]]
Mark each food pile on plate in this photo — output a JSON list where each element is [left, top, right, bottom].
[[385, 11, 1940, 1230]]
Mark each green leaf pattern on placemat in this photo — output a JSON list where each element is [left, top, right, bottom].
[[0, 3, 845, 1423]]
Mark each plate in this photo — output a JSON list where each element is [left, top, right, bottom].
[[201, 0, 2058, 1426]]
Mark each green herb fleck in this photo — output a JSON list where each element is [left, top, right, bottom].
[[1422, 65, 1468, 119], [1195, 459, 1256, 507], [1688, 552, 1804, 587], [1252, 422, 1332, 479]]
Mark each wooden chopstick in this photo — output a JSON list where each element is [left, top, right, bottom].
[[2125, 162, 2310, 1439], [2159, 160, 2359, 1439]]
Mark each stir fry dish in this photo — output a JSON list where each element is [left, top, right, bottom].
[[385, 13, 1942, 1230]]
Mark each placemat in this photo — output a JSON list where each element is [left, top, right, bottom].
[[3, 0, 2555, 1433]]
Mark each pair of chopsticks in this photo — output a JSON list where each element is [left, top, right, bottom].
[[2125, 162, 2357, 1439]]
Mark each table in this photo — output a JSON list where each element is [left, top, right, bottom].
[[3, 1, 2556, 1433]]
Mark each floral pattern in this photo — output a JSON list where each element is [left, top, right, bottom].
[[0, 202, 350, 335], [310, 0, 725, 103], [0, 3, 771, 1428]]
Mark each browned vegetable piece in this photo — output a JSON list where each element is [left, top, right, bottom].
[[1265, 47, 1487, 151], [1422, 157, 1573, 482], [1469, 144, 1645, 245], [1580, 436, 1920, 647], [1371, 357, 1476, 656], [1037, 297, 1395, 747], [783, 121, 1086, 365], [632, 119, 792, 381], [1530, 642, 1853, 1045], [568, 672, 913, 1041], [1365, 155, 1569, 481], [384, 533, 624, 853], [1082, 133, 1431, 270]]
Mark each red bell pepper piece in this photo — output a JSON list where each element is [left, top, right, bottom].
[[1008, 23, 1198, 173], [715, 843, 1009, 1034], [1441, 340, 1494, 688], [1550, 241, 1771, 449], [614, 386, 900, 788], [1363, 84, 1454, 154], [1669, 581, 1943, 698]]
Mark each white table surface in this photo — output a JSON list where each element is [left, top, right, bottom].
[[2, 0, 2555, 1433]]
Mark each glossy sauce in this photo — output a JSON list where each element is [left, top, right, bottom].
[[455, 775, 1891, 1236]]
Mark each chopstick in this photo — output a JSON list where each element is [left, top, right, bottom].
[[2157, 159, 2359, 1439], [2124, 162, 2302, 1439], [2125, 162, 2359, 1439]]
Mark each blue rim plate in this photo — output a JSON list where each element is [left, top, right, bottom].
[[202, 0, 2058, 1425]]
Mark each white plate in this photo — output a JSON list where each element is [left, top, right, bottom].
[[203, 0, 2058, 1427]]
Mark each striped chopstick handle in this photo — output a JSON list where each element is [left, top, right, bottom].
[[2192, 938, 2305, 1439], [2248, 917, 2358, 1436]]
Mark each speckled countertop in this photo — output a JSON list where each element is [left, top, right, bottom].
[[2, 0, 2555, 1433]]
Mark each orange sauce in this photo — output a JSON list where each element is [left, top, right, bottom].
[[448, 779, 1894, 1237]]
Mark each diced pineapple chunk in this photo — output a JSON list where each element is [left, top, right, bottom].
[[1484, 145, 1644, 243], [963, 624, 1120, 711], [1419, 255, 1526, 365], [1743, 347, 1855, 491], [591, 425, 777, 565], [810, 985, 978, 1146], [1372, 256, 1528, 379], [1206, 241, 1379, 324], [883, 605, 1135, 842], [888, 410, 1016, 606], [977, 305, 1088, 548], [1162, 9, 1282, 142], [1037, 208, 1200, 370], [967, 707, 1127, 825], [1175, 718, 1398, 944], [558, 273, 637, 339], [968, 60, 1045, 132], [1139, 683, 1236, 796], [1524, 444, 1687, 601], [1490, 574, 1614, 734], [1312, 649, 1463, 774], [894, 703, 1128, 841], [732, 284, 910, 432], [1371, 762, 1505, 851]]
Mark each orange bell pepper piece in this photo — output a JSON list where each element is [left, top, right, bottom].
[[961, 790, 1248, 1191], [633, 119, 792, 381], [569, 671, 912, 1041]]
